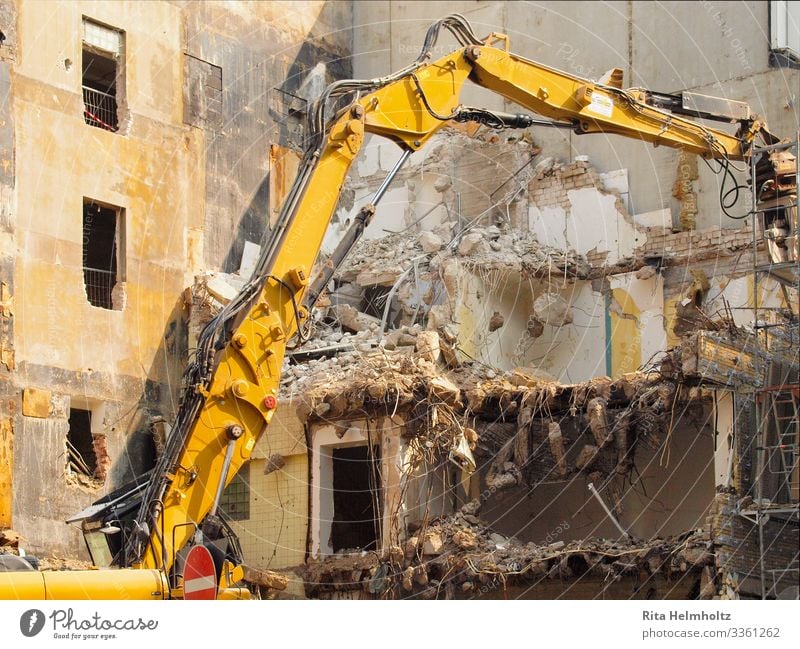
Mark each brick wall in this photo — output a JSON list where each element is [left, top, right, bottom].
[[529, 160, 600, 210]]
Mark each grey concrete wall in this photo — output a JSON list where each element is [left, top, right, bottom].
[[482, 417, 717, 543], [352, 1, 799, 229]]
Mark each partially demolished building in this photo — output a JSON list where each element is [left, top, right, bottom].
[[1, 1, 799, 601]]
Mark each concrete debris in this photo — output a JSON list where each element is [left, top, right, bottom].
[[204, 274, 239, 305], [428, 376, 461, 407], [526, 316, 544, 338], [635, 264, 657, 280], [575, 444, 600, 471], [242, 565, 289, 591], [0, 534, 93, 572], [458, 232, 486, 256], [0, 529, 22, 548], [331, 303, 380, 333], [418, 231, 443, 253], [433, 174, 452, 193], [422, 532, 443, 555], [414, 330, 441, 363], [488, 311, 505, 332], [586, 397, 612, 448], [452, 528, 478, 550], [304, 511, 715, 599], [533, 293, 573, 326], [338, 226, 589, 294], [263, 453, 286, 475]]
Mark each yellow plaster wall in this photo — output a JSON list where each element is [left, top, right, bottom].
[[0, 418, 12, 528], [229, 403, 308, 571], [12, 0, 205, 379], [609, 287, 642, 378], [14, 0, 183, 124], [234, 454, 308, 572]]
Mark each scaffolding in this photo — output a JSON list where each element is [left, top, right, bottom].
[[745, 135, 799, 600]]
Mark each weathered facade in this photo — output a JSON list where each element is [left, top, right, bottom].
[[0, 0, 352, 557]]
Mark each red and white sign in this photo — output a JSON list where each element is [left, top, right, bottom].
[[183, 545, 217, 600]]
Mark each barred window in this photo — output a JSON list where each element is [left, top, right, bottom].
[[83, 198, 125, 310], [219, 463, 251, 521], [82, 18, 124, 131]]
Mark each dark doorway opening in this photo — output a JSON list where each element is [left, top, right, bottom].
[[82, 18, 123, 131], [331, 445, 381, 552], [67, 408, 97, 477]]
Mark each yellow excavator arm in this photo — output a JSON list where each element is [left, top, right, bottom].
[[1, 14, 790, 599]]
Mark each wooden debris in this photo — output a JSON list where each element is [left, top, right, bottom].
[[575, 444, 599, 471], [548, 421, 567, 477], [242, 565, 289, 591]]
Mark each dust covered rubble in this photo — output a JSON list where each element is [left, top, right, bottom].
[[304, 509, 715, 599], [0, 529, 93, 571], [337, 223, 589, 290]]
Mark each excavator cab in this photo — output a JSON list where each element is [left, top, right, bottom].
[[67, 472, 151, 567]]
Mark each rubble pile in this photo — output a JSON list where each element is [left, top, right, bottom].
[[0, 529, 92, 572], [286, 342, 450, 422], [338, 225, 589, 291], [304, 511, 715, 599]]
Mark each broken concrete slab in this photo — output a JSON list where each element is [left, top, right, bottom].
[[414, 330, 440, 363], [418, 231, 443, 253], [457, 232, 484, 255]]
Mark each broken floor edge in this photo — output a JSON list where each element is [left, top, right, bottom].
[[303, 515, 717, 600]]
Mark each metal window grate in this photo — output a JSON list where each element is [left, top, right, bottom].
[[219, 463, 250, 521], [83, 86, 118, 131], [83, 267, 116, 309]]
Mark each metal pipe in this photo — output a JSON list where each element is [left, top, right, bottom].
[[306, 148, 411, 308], [750, 140, 799, 154], [588, 482, 630, 540], [373, 149, 411, 204], [208, 439, 237, 518], [0, 569, 170, 600]]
